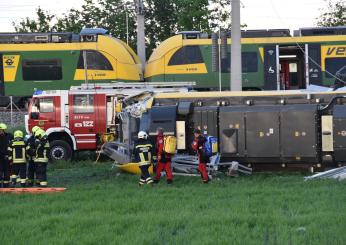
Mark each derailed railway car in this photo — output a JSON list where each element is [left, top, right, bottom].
[[132, 90, 346, 170]]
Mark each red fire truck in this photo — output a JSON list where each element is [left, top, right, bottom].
[[25, 83, 191, 161]]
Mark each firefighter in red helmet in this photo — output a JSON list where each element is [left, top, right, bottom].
[[154, 127, 173, 184], [192, 129, 209, 183]]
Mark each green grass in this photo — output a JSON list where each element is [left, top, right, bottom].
[[1, 161, 346, 245]]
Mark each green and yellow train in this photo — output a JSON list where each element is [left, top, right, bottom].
[[0, 28, 142, 103], [0, 27, 346, 105], [145, 27, 346, 90]]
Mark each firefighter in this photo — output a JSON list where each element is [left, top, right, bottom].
[[31, 126, 41, 135], [26, 126, 42, 187], [133, 131, 154, 186], [154, 127, 173, 184], [28, 128, 50, 187], [0, 123, 13, 188], [26, 130, 37, 187], [8, 130, 27, 187], [192, 129, 209, 183]]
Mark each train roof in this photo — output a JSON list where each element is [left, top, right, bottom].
[[0, 33, 141, 66], [148, 27, 346, 63]]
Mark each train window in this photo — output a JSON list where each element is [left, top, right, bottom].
[[22, 59, 62, 81], [325, 58, 346, 78], [39, 98, 54, 113], [77, 50, 113, 70], [242, 52, 258, 73], [168, 46, 204, 66], [221, 52, 258, 73], [73, 94, 94, 114]]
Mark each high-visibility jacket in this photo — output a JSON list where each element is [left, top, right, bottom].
[[134, 139, 154, 166], [33, 137, 50, 163], [8, 138, 27, 164]]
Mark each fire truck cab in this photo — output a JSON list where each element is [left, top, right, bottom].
[[25, 83, 191, 161]]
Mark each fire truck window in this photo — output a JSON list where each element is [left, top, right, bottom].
[[325, 58, 346, 78], [168, 46, 204, 66], [73, 95, 94, 114], [39, 98, 54, 113], [77, 50, 113, 70], [22, 59, 62, 81]]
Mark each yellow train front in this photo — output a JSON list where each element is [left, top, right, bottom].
[[0, 28, 142, 105]]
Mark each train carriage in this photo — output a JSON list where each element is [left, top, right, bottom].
[[0, 28, 142, 105], [145, 27, 346, 91]]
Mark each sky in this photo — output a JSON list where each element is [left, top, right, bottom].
[[0, 0, 336, 33]]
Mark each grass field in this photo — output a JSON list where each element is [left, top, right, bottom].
[[1, 161, 346, 245]]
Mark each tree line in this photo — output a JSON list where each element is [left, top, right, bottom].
[[13, 0, 232, 56], [12, 0, 346, 56]]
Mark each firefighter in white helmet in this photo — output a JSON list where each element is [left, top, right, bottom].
[[133, 131, 154, 185]]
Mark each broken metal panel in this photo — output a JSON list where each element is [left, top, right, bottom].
[[321, 115, 333, 152]]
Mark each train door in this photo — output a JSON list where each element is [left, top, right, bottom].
[[28, 96, 61, 132], [306, 44, 322, 86], [69, 93, 107, 150], [278, 45, 306, 90], [263, 45, 280, 90], [0, 54, 4, 96], [69, 93, 97, 149]]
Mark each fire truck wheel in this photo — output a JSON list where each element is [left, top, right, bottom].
[[49, 140, 72, 161]]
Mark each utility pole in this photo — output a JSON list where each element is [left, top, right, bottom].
[[231, 0, 242, 91], [135, 0, 146, 71]]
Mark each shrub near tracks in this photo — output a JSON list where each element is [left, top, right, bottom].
[[0, 161, 346, 245]]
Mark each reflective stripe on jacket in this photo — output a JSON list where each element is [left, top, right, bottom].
[[8, 139, 27, 164], [134, 139, 153, 166], [33, 140, 50, 163]]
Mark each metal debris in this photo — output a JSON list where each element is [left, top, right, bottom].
[[304, 166, 346, 181], [172, 154, 252, 176]]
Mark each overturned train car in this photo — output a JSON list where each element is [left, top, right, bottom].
[[122, 90, 346, 169]]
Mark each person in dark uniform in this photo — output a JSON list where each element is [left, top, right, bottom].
[[192, 129, 209, 183], [0, 123, 13, 188], [8, 130, 27, 187], [133, 131, 154, 186], [25, 130, 37, 187]]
